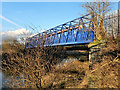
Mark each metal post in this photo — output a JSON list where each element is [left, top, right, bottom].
[[118, 9, 120, 37]]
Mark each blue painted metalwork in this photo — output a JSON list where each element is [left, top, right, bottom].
[[25, 13, 93, 48]]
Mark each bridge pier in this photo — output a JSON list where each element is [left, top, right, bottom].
[[63, 42, 104, 65], [89, 45, 101, 63], [64, 45, 89, 62], [88, 41, 105, 65]]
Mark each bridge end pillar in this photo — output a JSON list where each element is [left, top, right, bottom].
[[88, 42, 104, 69]]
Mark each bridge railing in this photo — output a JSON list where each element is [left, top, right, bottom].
[[25, 13, 94, 48]]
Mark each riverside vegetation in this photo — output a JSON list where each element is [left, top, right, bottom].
[[2, 36, 120, 88]]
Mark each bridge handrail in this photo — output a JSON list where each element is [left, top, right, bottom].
[[26, 13, 92, 42]]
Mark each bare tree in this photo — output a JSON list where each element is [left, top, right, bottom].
[[82, 1, 112, 40]]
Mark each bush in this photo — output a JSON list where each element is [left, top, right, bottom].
[[2, 40, 66, 88]]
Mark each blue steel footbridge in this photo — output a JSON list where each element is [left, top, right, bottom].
[[25, 13, 94, 48]]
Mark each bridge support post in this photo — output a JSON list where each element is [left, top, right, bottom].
[[88, 42, 104, 66], [89, 45, 100, 64]]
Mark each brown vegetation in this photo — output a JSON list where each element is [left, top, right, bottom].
[[88, 37, 120, 88], [2, 36, 120, 88], [2, 39, 90, 88], [2, 39, 66, 88]]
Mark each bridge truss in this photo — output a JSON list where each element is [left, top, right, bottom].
[[25, 13, 94, 48]]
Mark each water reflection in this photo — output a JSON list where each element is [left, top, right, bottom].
[[0, 72, 24, 88]]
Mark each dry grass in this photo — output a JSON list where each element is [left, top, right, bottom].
[[88, 37, 120, 88], [89, 57, 120, 88], [2, 40, 90, 88], [2, 40, 66, 88], [2, 36, 120, 88], [41, 60, 89, 88]]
